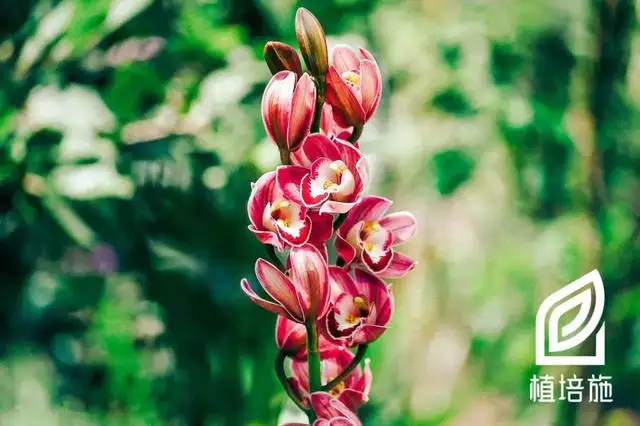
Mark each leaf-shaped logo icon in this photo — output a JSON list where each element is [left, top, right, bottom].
[[535, 269, 605, 366]]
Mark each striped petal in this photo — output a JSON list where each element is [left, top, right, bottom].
[[325, 66, 365, 128], [262, 71, 295, 148], [332, 44, 359, 73], [255, 259, 305, 321], [240, 279, 293, 320], [247, 171, 276, 228], [379, 211, 417, 245], [289, 244, 330, 319], [378, 251, 416, 279], [359, 59, 382, 119], [288, 73, 316, 152], [277, 165, 307, 204]]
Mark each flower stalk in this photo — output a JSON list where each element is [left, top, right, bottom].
[[305, 321, 321, 422], [242, 7, 416, 425]]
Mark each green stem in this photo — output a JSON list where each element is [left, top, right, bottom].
[[275, 350, 312, 414], [311, 77, 326, 133], [266, 245, 285, 272], [279, 147, 292, 165], [305, 320, 322, 422], [321, 345, 368, 392], [333, 213, 347, 229], [348, 125, 363, 143]]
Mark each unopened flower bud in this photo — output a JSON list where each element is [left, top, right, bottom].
[[295, 8, 328, 77], [263, 41, 303, 77]]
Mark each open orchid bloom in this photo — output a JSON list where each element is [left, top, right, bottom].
[[277, 134, 369, 214], [276, 316, 334, 359], [262, 70, 316, 153], [248, 171, 333, 250], [290, 346, 372, 412], [241, 244, 331, 322], [320, 267, 393, 347], [335, 195, 417, 278], [324, 45, 382, 129]]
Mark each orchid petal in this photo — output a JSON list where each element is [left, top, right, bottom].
[[319, 200, 358, 215], [358, 47, 376, 62], [378, 251, 416, 279], [248, 226, 284, 251], [379, 212, 417, 245], [262, 71, 295, 147], [337, 389, 368, 413], [310, 393, 362, 424], [325, 66, 365, 128], [334, 232, 358, 265], [275, 215, 312, 246], [332, 44, 359, 73], [276, 316, 307, 353], [302, 133, 343, 163], [328, 266, 358, 295], [350, 323, 388, 346], [255, 259, 305, 321], [359, 59, 382, 119], [338, 195, 392, 236], [289, 244, 330, 319], [354, 156, 370, 196], [247, 172, 276, 228], [288, 73, 316, 151], [354, 268, 394, 327], [240, 279, 293, 319], [361, 246, 393, 273], [333, 138, 362, 169], [277, 165, 307, 204], [308, 211, 334, 244]]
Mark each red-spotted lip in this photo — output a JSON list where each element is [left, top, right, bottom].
[[275, 214, 312, 246], [361, 246, 393, 273], [301, 170, 331, 207]]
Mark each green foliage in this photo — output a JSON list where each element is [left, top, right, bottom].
[[429, 148, 476, 196], [429, 87, 477, 117]]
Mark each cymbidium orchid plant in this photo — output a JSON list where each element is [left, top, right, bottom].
[[241, 8, 417, 424]]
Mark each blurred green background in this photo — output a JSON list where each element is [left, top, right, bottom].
[[0, 0, 639, 425]]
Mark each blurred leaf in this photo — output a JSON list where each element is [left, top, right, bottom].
[[611, 287, 640, 322], [430, 148, 476, 196], [429, 87, 477, 117], [177, 5, 245, 60], [439, 44, 461, 69]]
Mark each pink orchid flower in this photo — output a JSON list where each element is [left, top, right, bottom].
[[290, 346, 372, 412], [325, 45, 382, 129], [248, 171, 333, 250], [262, 70, 316, 153], [241, 244, 331, 322], [320, 267, 393, 347], [335, 195, 417, 278], [277, 134, 369, 214], [283, 392, 362, 426], [276, 316, 335, 359]]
